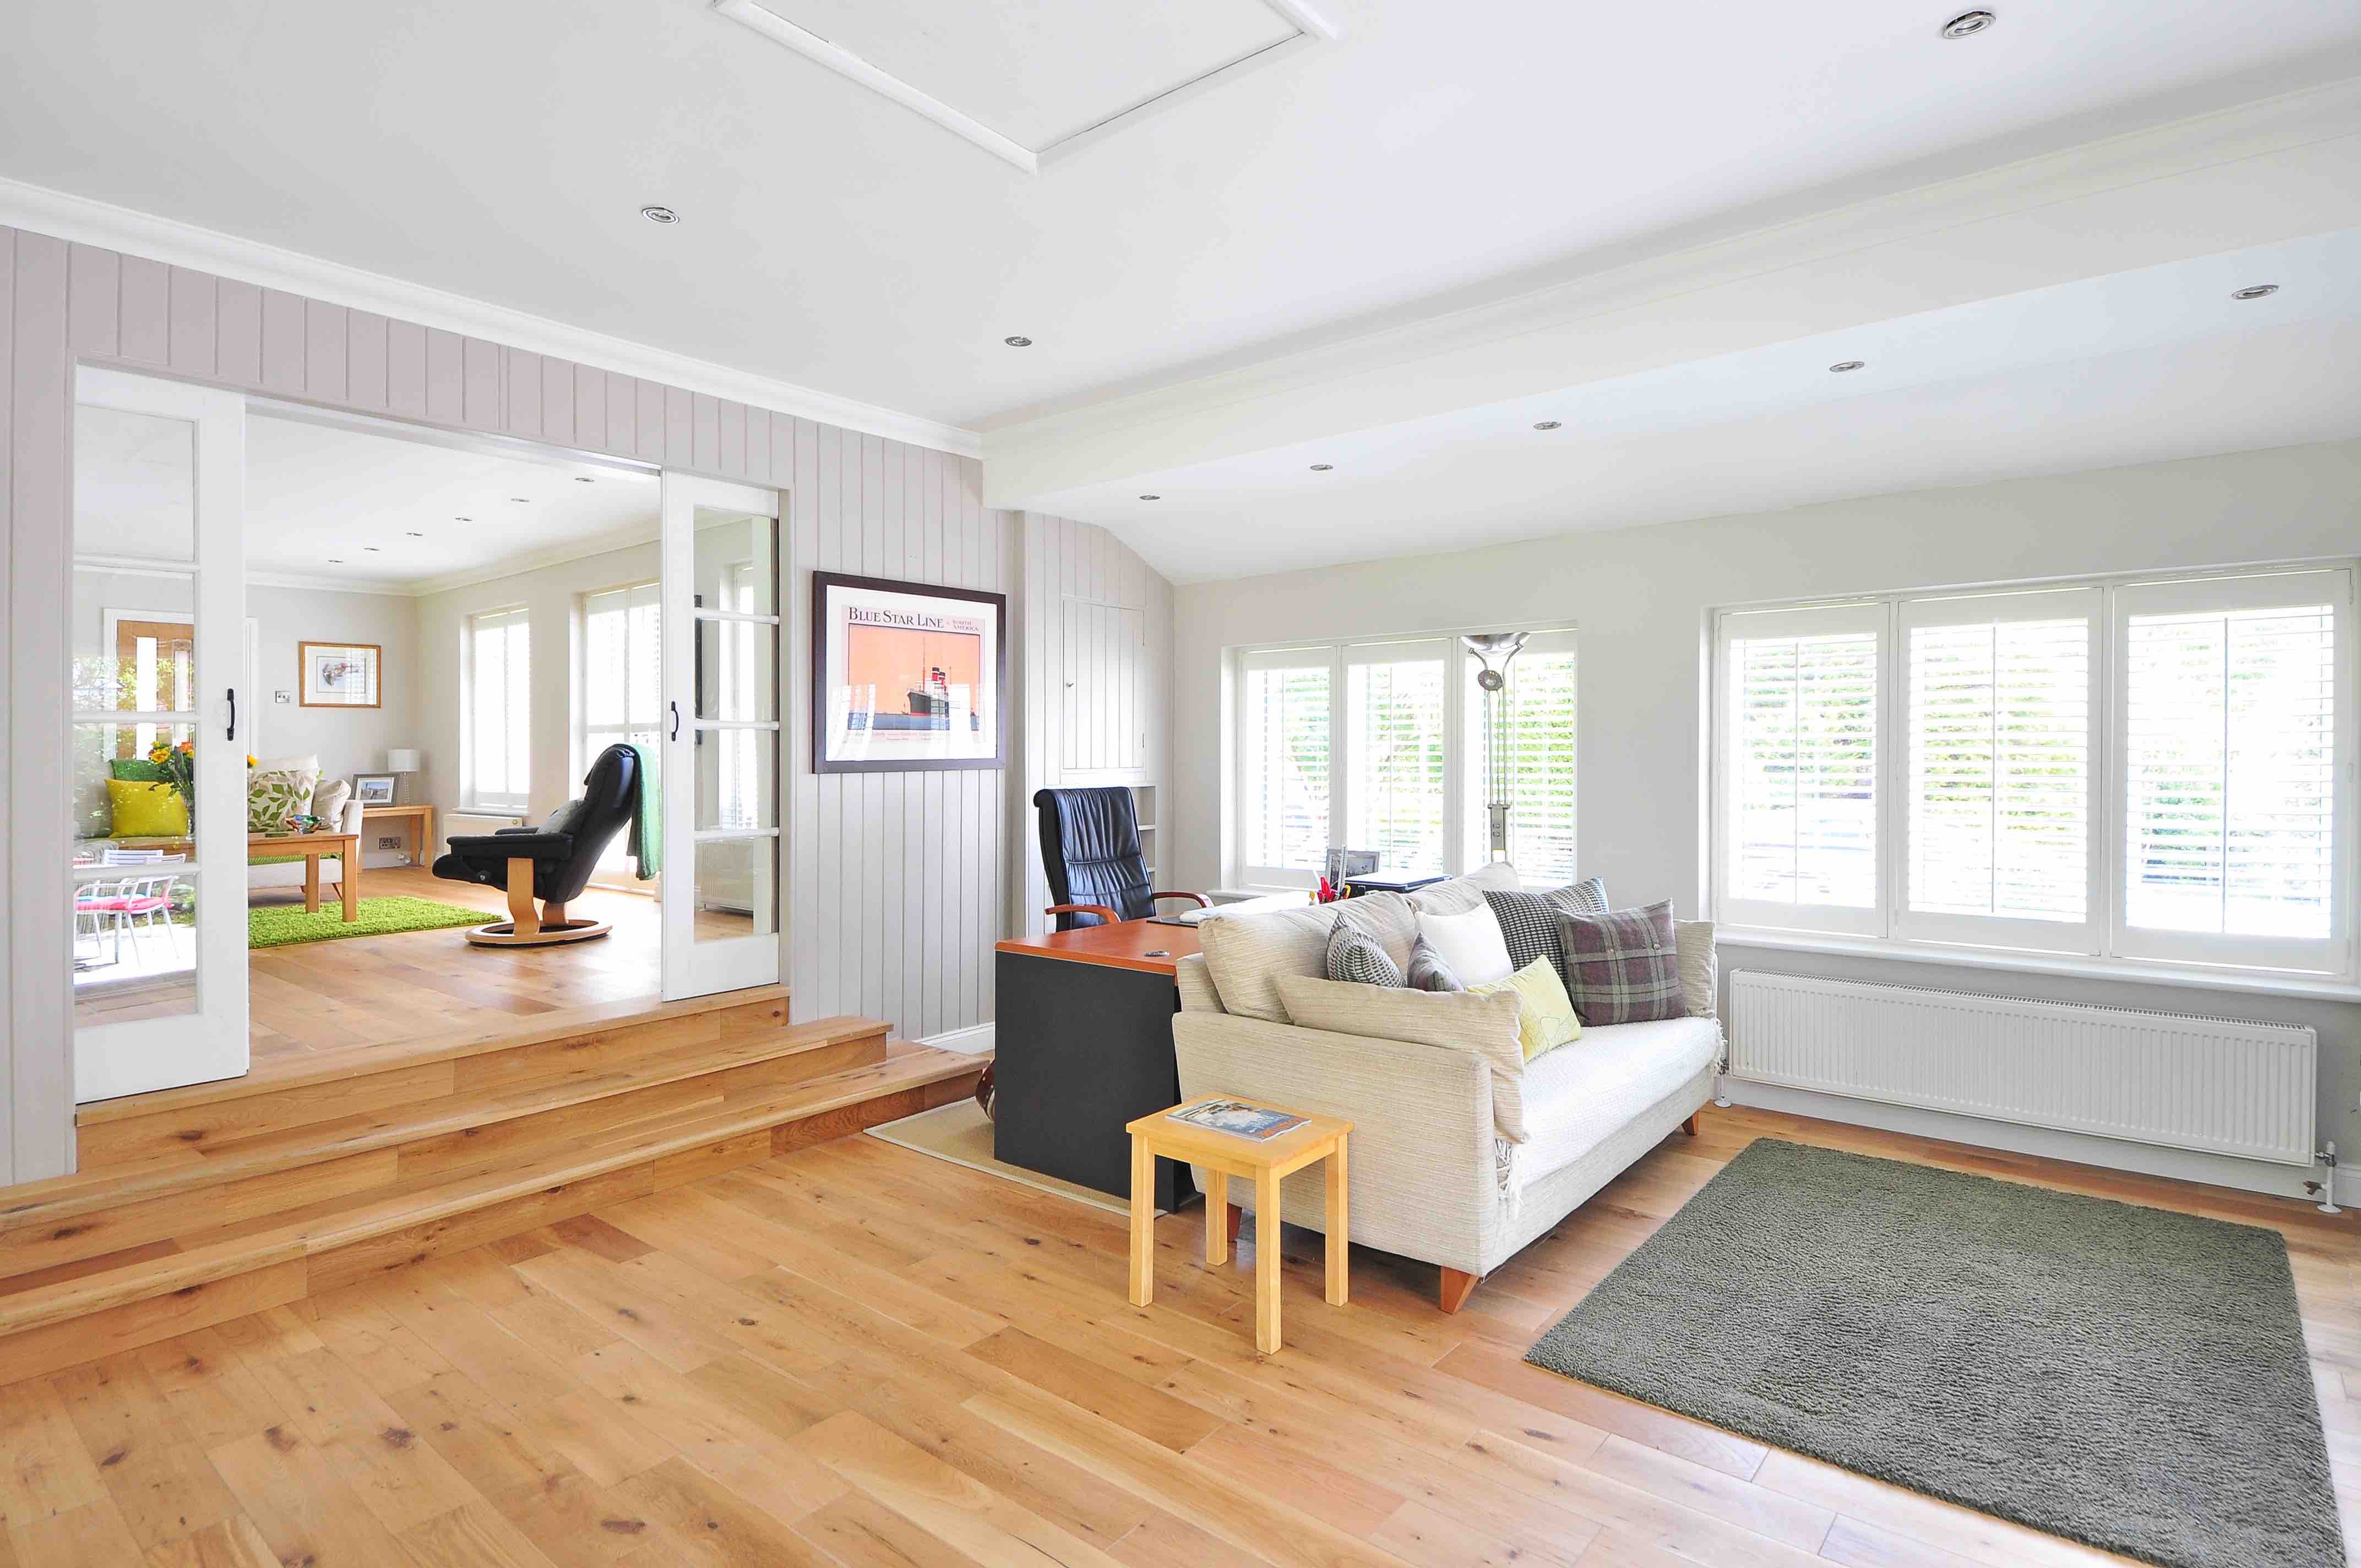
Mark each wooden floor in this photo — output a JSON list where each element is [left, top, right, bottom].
[[2, 1104, 2352, 1567]]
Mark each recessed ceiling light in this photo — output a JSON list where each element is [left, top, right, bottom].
[[326, 558, 343, 564], [405, 530, 425, 537], [1940, 10, 1995, 39], [640, 205, 679, 225], [1003, 335, 1033, 347], [2232, 284, 2280, 301], [1309, 464, 1334, 472], [455, 516, 472, 522], [510, 497, 532, 503], [1829, 360, 1867, 373], [574, 476, 596, 482], [1139, 494, 1161, 501], [1532, 421, 1562, 431], [363, 546, 380, 552]]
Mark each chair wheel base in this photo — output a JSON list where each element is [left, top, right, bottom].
[[464, 919, 611, 948]]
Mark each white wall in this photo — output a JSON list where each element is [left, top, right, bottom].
[[1171, 436, 2361, 1192], [414, 539, 659, 824], [244, 583, 420, 799]]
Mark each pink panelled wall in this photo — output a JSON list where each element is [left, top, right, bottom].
[[1, 223, 1013, 1182]]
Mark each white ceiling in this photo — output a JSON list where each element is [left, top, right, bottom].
[[1034, 228, 2361, 580], [75, 409, 661, 593], [7, 0, 2361, 433]]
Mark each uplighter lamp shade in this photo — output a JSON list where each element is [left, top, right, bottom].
[[386, 749, 422, 773]]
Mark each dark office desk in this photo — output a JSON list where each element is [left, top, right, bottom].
[[993, 920, 1202, 1210]]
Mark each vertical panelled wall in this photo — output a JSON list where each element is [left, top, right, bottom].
[[0, 224, 1020, 1179], [1012, 513, 1176, 939]]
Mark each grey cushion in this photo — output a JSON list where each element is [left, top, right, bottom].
[[1406, 935, 1464, 993], [1327, 918, 1406, 987], [1560, 901, 1685, 1026], [1481, 876, 1611, 983]]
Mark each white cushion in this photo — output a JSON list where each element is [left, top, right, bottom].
[[1675, 920, 1716, 1020], [1416, 903, 1514, 986], [1519, 1017, 1720, 1183]]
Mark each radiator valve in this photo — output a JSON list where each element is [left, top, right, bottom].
[[2310, 1141, 2342, 1216]]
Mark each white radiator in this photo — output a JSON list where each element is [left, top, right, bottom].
[[1727, 971, 2318, 1167]]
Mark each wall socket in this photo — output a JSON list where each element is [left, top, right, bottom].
[[377, 836, 404, 851]]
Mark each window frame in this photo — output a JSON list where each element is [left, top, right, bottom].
[[1229, 623, 1576, 890], [463, 604, 532, 815], [1709, 562, 2357, 982]]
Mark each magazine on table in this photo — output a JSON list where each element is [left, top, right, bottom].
[[1168, 1100, 1305, 1141]]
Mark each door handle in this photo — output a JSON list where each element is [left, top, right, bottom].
[[670, 700, 681, 742], [226, 688, 237, 742]]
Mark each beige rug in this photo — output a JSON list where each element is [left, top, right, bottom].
[[864, 1100, 1162, 1217]]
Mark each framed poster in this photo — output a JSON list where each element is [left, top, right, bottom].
[[813, 572, 1005, 772], [298, 641, 382, 707]]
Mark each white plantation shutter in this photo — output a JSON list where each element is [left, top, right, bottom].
[[1719, 604, 1882, 934], [583, 582, 661, 877], [467, 607, 531, 812], [1346, 640, 1449, 878], [1239, 647, 1335, 881], [2115, 569, 2349, 971], [1466, 631, 1577, 883], [1900, 587, 2098, 950]]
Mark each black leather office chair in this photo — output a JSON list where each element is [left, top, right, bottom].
[[433, 744, 641, 946], [1032, 786, 1206, 931]]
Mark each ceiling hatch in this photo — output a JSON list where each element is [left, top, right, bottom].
[[713, 0, 1338, 172]]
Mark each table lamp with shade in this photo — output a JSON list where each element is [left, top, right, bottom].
[[385, 749, 421, 803]]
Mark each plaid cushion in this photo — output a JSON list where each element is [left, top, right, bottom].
[[1558, 900, 1684, 1025], [1482, 876, 1611, 984], [1405, 935, 1464, 993], [1326, 917, 1406, 987]]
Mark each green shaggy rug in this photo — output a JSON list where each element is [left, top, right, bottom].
[[1526, 1137, 2342, 1568], [248, 896, 487, 949]]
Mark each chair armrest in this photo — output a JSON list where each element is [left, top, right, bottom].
[[1171, 1011, 1497, 1273], [1149, 891, 1209, 908], [1045, 902, 1120, 925], [447, 831, 572, 858]]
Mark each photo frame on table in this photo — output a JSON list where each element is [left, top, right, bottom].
[[353, 774, 396, 805], [298, 641, 382, 707], [812, 572, 1005, 773]]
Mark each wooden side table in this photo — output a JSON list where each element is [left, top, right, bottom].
[[362, 803, 437, 868], [1125, 1098, 1351, 1353]]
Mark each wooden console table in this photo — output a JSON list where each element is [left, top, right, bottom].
[[362, 803, 437, 867]]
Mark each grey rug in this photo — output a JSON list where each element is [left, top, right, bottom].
[[1526, 1138, 2342, 1568]]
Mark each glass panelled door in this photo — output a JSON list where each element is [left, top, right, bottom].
[[660, 473, 784, 998], [70, 368, 250, 1101]]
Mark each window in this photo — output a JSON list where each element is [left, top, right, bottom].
[[1233, 628, 1574, 887], [1713, 566, 2353, 977], [1467, 631, 1579, 884], [466, 607, 531, 812], [582, 582, 660, 873]]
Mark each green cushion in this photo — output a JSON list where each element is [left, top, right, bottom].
[[110, 758, 172, 782]]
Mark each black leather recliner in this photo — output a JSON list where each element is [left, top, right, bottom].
[[1032, 786, 1206, 931], [433, 743, 641, 946]]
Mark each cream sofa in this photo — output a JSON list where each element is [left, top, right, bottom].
[[1173, 862, 1722, 1313], [247, 775, 367, 900]]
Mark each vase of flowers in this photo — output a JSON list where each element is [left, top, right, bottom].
[[146, 737, 196, 811]]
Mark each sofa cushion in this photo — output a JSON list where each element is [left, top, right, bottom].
[[1416, 902, 1515, 986], [1675, 919, 1716, 1020], [313, 777, 353, 826], [1405, 860, 1521, 915], [1272, 974, 1530, 1144], [1560, 900, 1685, 1025], [1326, 918, 1405, 987], [1481, 877, 1609, 982], [248, 764, 319, 834], [1468, 955, 1582, 1061], [107, 778, 187, 838], [1197, 891, 1415, 1023], [1520, 1017, 1720, 1182], [1406, 934, 1463, 993]]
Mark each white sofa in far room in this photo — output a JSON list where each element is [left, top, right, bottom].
[[1172, 862, 1722, 1313]]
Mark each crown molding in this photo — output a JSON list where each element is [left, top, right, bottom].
[[0, 175, 982, 460], [982, 74, 2361, 504], [244, 571, 414, 598]]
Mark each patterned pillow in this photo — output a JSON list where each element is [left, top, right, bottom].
[[1325, 917, 1406, 987], [1483, 876, 1611, 983], [1558, 900, 1684, 1025], [1406, 935, 1464, 992], [247, 766, 319, 835]]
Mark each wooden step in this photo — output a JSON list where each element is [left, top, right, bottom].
[[0, 1014, 885, 1286], [0, 1042, 984, 1383]]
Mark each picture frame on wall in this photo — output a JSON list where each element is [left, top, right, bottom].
[[813, 572, 1006, 773], [298, 641, 382, 707]]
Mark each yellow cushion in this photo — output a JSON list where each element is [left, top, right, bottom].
[[107, 778, 189, 838], [1470, 956, 1582, 1061]]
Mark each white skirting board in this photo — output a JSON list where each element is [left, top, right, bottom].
[[1723, 1079, 2316, 1201], [920, 1022, 997, 1055]]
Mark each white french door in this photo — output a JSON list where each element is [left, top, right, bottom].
[[70, 367, 251, 1101], [660, 473, 784, 999]]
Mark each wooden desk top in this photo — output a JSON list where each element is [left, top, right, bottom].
[[995, 918, 1203, 976]]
